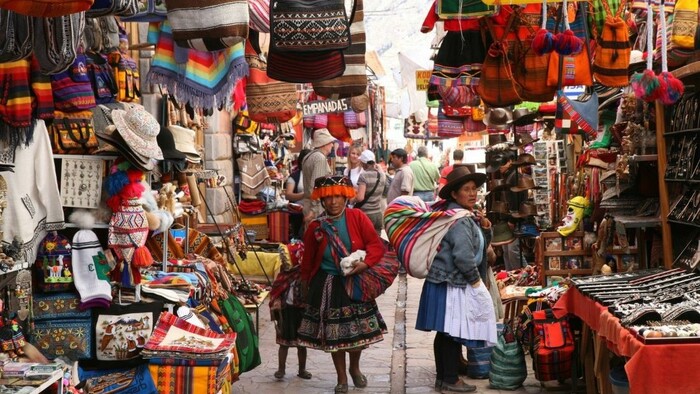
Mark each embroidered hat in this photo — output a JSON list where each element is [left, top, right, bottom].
[[312, 128, 336, 148], [168, 125, 201, 163], [111, 105, 164, 160], [359, 150, 376, 164], [438, 165, 487, 200], [311, 175, 356, 200]]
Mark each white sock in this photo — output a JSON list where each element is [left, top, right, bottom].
[[72, 230, 113, 305]]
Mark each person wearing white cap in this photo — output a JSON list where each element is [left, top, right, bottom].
[[301, 128, 335, 224], [354, 150, 387, 236]]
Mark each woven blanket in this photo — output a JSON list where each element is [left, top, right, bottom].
[[144, 312, 237, 356], [147, 21, 248, 110], [148, 364, 222, 394], [383, 196, 472, 278]]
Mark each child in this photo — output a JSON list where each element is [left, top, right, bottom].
[[269, 243, 311, 381]]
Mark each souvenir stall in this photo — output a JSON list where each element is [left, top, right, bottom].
[[411, 0, 700, 391]]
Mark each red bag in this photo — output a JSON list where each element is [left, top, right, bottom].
[[477, 16, 522, 108], [531, 310, 575, 382]]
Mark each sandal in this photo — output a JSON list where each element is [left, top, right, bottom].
[[334, 383, 348, 393], [273, 370, 285, 380], [351, 373, 368, 388], [297, 370, 312, 379]]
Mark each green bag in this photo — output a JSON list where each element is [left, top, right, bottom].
[[220, 295, 261, 373], [436, 0, 497, 20], [489, 323, 527, 390]]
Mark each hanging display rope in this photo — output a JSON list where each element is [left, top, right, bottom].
[[658, 0, 684, 105], [631, 0, 662, 102]]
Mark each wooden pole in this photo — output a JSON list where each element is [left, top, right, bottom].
[[654, 101, 673, 268]]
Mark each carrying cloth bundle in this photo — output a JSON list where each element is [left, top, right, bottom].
[[165, 0, 248, 51], [312, 0, 368, 99], [592, 0, 631, 87], [477, 14, 522, 108], [383, 196, 472, 278], [244, 30, 298, 123], [0, 9, 33, 63]]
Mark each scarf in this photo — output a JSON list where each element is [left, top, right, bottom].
[[384, 196, 472, 278], [147, 21, 248, 110]]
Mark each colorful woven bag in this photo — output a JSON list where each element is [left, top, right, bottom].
[[166, 0, 248, 51], [270, 0, 350, 52], [312, 0, 368, 98], [244, 31, 298, 123], [546, 2, 593, 87], [50, 52, 97, 112], [430, 63, 481, 107], [592, 0, 630, 87], [477, 16, 523, 108], [671, 0, 698, 49], [267, 49, 346, 83], [513, 5, 556, 102]]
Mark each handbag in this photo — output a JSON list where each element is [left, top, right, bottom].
[[430, 63, 481, 108], [0, 10, 33, 63], [86, 51, 117, 104], [166, 0, 248, 51], [489, 323, 527, 390], [270, 0, 350, 53], [437, 0, 498, 19], [50, 52, 97, 112], [546, 2, 593, 87], [108, 50, 140, 103], [672, 0, 698, 49], [476, 15, 523, 108], [49, 111, 99, 154], [592, 0, 630, 87], [312, 0, 368, 98], [245, 30, 298, 123], [437, 103, 465, 138], [513, 6, 557, 102], [0, 0, 93, 18]]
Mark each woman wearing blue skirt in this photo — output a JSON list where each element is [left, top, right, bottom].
[[416, 165, 498, 393]]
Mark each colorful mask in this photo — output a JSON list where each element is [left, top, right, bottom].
[[557, 196, 589, 236]]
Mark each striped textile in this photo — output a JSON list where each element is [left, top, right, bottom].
[[267, 49, 345, 84], [555, 90, 598, 138], [270, 0, 350, 52], [437, 103, 465, 138], [383, 196, 472, 278], [148, 364, 222, 394], [144, 311, 237, 355], [147, 21, 248, 109], [166, 0, 248, 51], [248, 0, 270, 33], [591, 0, 630, 87], [312, 0, 367, 98]]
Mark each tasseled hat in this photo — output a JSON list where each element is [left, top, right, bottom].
[[311, 176, 356, 200]]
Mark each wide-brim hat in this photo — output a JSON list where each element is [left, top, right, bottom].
[[511, 176, 543, 192], [512, 108, 539, 127], [438, 165, 487, 200], [168, 125, 200, 161], [491, 222, 515, 246], [311, 175, 356, 200], [112, 105, 164, 160], [512, 153, 538, 167], [157, 126, 187, 160], [511, 201, 539, 218], [487, 132, 509, 146], [485, 150, 514, 173], [95, 126, 157, 172], [489, 200, 510, 215], [483, 108, 513, 130], [486, 178, 510, 193], [312, 128, 336, 148], [514, 132, 540, 147]]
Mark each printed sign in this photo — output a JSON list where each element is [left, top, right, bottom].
[[303, 98, 351, 115], [416, 70, 432, 91]]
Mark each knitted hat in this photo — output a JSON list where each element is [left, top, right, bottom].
[[311, 176, 356, 200], [72, 229, 113, 308]]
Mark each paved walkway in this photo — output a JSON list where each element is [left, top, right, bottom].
[[234, 274, 573, 393]]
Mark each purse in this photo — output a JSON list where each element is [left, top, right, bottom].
[[672, 0, 698, 49], [245, 30, 298, 123], [86, 52, 117, 104], [430, 63, 481, 108], [49, 111, 99, 154], [166, 0, 248, 51], [312, 0, 368, 99], [51, 52, 97, 112], [592, 0, 630, 87], [512, 6, 557, 102], [0, 9, 33, 63], [270, 0, 350, 52], [546, 2, 593, 87], [477, 15, 523, 108]]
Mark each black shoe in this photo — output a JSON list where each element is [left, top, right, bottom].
[[441, 380, 477, 393]]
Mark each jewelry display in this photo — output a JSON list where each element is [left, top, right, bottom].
[[60, 158, 104, 209]]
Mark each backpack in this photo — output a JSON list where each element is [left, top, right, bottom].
[[531, 309, 575, 382], [34, 232, 75, 293]]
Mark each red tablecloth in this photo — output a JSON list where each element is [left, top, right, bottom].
[[553, 287, 700, 394]]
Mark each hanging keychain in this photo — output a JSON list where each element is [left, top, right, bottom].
[[631, 0, 662, 102]]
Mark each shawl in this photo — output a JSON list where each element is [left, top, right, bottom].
[[147, 21, 248, 110], [383, 196, 472, 278]]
